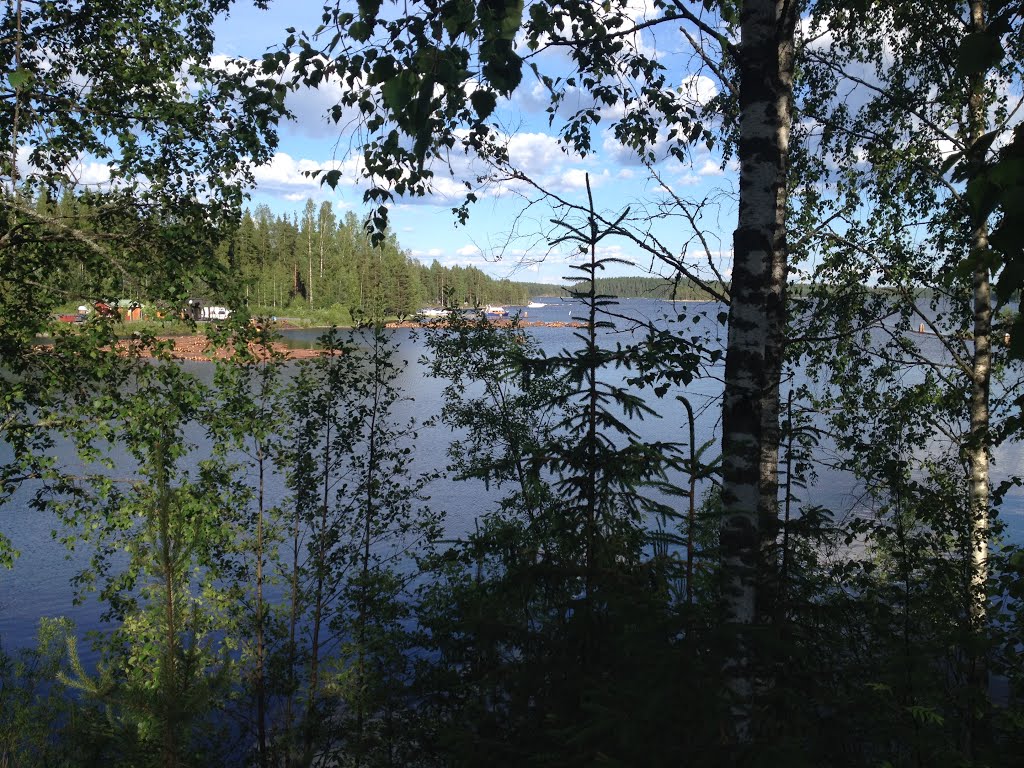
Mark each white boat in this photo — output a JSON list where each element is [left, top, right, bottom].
[[418, 308, 447, 318], [527, 301, 546, 308], [484, 305, 508, 316]]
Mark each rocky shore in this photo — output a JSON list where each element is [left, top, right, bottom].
[[111, 335, 326, 362], [106, 319, 587, 361]]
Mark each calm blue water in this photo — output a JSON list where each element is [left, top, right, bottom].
[[2, 298, 1021, 655]]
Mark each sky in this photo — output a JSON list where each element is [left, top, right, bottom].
[[210, 1, 738, 285]]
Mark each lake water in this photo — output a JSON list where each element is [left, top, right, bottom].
[[2, 297, 1022, 655]]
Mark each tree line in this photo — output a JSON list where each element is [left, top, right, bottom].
[[569, 275, 722, 300], [17, 187, 723, 318], [232, 201, 534, 316], [6, 190, 538, 319]]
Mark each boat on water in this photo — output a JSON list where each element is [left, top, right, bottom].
[[418, 308, 447, 318], [484, 305, 508, 317], [527, 301, 546, 308]]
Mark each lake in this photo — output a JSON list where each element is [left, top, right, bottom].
[[1, 297, 1021, 655]]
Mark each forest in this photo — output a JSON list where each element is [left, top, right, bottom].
[[28, 190, 537, 316], [227, 207, 719, 311], [2, 0, 1024, 767], [230, 203, 535, 314], [570, 276, 721, 300]]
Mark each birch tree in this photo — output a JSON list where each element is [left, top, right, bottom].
[[278, 0, 807, 727], [794, 0, 1024, 751], [716, 0, 800, 734], [0, 0, 283, 567]]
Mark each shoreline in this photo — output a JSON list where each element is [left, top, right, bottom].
[[107, 319, 589, 361], [385, 319, 587, 329], [110, 335, 326, 362]]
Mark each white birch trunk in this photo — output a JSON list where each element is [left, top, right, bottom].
[[968, 240, 991, 621], [719, 0, 798, 735], [966, 0, 992, 631]]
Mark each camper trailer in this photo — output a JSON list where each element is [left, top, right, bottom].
[[202, 305, 231, 321], [184, 299, 231, 322]]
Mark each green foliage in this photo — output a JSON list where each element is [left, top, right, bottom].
[[0, 0, 282, 617], [7, 0, 1024, 764], [280, 0, 723, 236], [1, 0, 283, 331], [0, 619, 76, 767], [411, 184, 725, 765], [202, 324, 292, 767], [232, 202, 532, 316], [426, 312, 567, 515], [47, 356, 239, 766], [267, 326, 441, 764]]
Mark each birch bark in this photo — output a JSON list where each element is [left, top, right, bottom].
[[719, 0, 799, 730], [966, 0, 993, 629]]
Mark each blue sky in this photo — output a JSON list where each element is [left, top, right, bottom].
[[212, 1, 738, 284]]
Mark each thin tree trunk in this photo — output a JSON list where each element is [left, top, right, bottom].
[[255, 440, 268, 768], [9, 0, 23, 199], [964, 0, 993, 752], [719, 0, 798, 740], [966, 0, 993, 633], [285, 484, 302, 747], [155, 439, 180, 768], [682, 397, 697, 609], [356, 351, 381, 767], [965, 224, 991, 757], [305, 415, 332, 758], [319, 229, 325, 279], [779, 388, 794, 619]]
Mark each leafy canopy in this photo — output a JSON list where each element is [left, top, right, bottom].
[[278, 0, 730, 233]]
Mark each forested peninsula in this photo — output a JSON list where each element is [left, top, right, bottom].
[[230, 202, 721, 312], [230, 201, 536, 314], [42, 188, 719, 319]]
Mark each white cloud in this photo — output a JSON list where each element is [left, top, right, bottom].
[[211, 51, 362, 142], [620, 0, 659, 21], [679, 74, 718, 107], [408, 247, 445, 261], [424, 174, 472, 201], [252, 152, 358, 198], [515, 80, 557, 114], [594, 242, 635, 265], [697, 159, 723, 176], [593, 0, 663, 58], [284, 82, 351, 139], [15, 145, 33, 180], [562, 168, 592, 189], [507, 132, 566, 175], [797, 16, 837, 52]]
